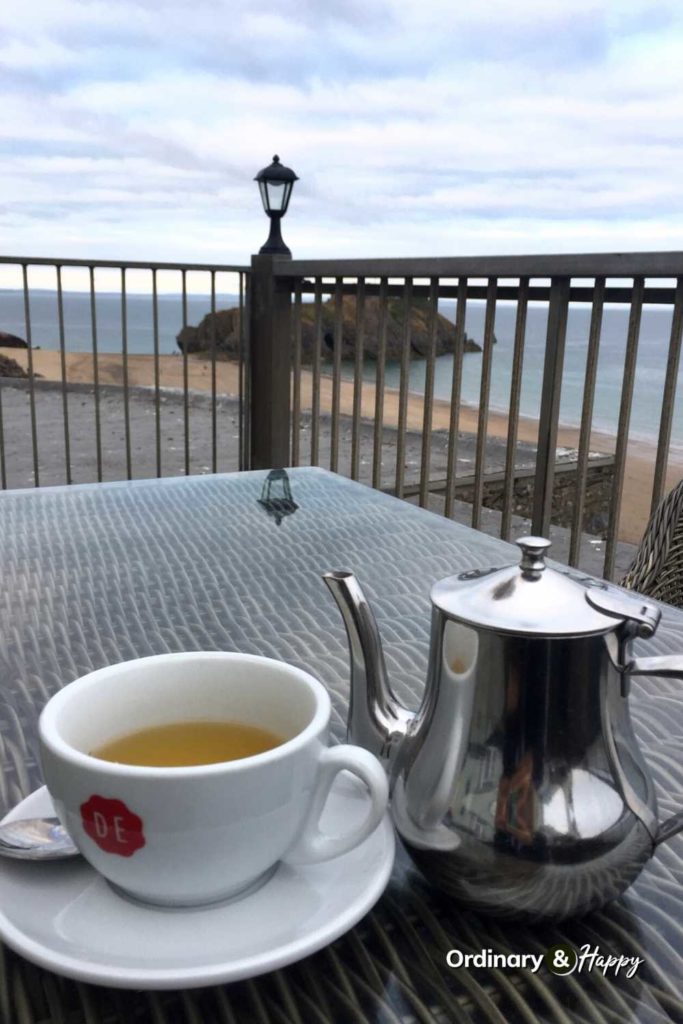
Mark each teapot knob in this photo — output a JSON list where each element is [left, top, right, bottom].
[[516, 536, 552, 573]]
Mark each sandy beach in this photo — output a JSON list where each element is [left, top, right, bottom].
[[3, 346, 680, 544]]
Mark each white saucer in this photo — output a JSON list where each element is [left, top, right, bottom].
[[0, 778, 395, 990]]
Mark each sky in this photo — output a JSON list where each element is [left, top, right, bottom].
[[1, 0, 682, 273]]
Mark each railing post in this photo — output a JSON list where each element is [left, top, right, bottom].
[[248, 254, 293, 469], [532, 276, 570, 536]]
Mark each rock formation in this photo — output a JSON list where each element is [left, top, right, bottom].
[[177, 297, 485, 362], [177, 309, 241, 357], [0, 354, 29, 378], [0, 331, 28, 348]]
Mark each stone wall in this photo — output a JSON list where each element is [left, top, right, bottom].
[[455, 461, 614, 537]]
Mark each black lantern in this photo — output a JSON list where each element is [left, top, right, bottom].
[[254, 155, 299, 257]]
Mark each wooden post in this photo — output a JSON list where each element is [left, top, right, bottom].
[[532, 276, 570, 536], [248, 254, 292, 469]]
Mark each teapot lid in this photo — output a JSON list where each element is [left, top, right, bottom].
[[431, 537, 660, 637]]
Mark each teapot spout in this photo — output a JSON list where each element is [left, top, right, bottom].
[[323, 571, 413, 769]]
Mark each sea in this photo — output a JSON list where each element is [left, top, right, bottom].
[[1, 289, 681, 450]]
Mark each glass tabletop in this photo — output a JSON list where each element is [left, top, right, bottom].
[[0, 468, 681, 1023]]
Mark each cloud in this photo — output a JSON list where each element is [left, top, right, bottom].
[[0, 0, 682, 266]]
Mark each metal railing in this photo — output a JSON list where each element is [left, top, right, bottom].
[[4, 251, 683, 582], [0, 256, 250, 488], [261, 253, 683, 580]]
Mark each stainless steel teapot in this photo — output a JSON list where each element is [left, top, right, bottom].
[[324, 537, 683, 921]]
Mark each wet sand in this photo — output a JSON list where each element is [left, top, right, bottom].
[[4, 347, 680, 544]]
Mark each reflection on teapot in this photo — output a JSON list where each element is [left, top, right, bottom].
[[324, 537, 683, 921]]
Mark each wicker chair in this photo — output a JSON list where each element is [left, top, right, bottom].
[[621, 478, 683, 608]]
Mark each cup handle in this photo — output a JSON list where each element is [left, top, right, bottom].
[[283, 745, 388, 864]]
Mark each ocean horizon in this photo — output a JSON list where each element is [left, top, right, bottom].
[[1, 288, 681, 450]]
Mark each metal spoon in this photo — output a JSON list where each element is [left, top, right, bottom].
[[0, 817, 80, 861]]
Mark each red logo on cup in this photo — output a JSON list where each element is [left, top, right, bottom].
[[80, 795, 146, 857]]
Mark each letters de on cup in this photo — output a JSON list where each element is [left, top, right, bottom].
[[80, 795, 146, 856]]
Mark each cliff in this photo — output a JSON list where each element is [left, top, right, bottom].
[[177, 297, 485, 362]]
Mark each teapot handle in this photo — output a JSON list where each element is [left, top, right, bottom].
[[630, 655, 683, 847], [630, 655, 683, 678]]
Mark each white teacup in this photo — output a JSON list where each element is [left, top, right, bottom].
[[39, 652, 388, 908]]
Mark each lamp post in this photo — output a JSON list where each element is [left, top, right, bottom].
[[249, 155, 298, 471], [254, 155, 299, 258]]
